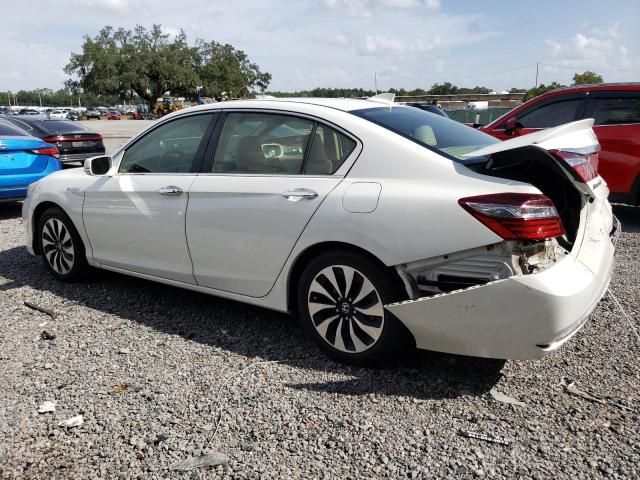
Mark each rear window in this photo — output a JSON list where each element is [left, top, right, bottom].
[[37, 120, 90, 135], [352, 106, 498, 162], [0, 120, 28, 136]]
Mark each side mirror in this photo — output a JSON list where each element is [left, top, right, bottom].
[[504, 117, 520, 135], [261, 143, 283, 159], [84, 155, 112, 176]]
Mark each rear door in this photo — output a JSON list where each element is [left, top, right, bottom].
[[583, 91, 640, 198], [186, 111, 358, 297]]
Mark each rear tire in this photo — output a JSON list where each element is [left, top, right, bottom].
[[297, 251, 412, 366], [37, 207, 88, 282]]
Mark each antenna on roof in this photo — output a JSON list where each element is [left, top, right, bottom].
[[366, 92, 395, 106]]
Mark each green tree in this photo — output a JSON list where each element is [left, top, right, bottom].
[[572, 71, 603, 85], [428, 82, 459, 95], [522, 82, 565, 101], [65, 25, 270, 110], [195, 40, 271, 98]]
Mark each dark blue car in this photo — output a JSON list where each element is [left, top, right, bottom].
[[0, 119, 62, 202]]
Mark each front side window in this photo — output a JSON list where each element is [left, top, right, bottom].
[[353, 106, 497, 162], [517, 99, 582, 128], [212, 113, 314, 174], [592, 96, 640, 125], [119, 114, 214, 173]]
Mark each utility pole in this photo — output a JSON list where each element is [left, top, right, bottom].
[[38, 92, 42, 107], [535, 62, 539, 88], [374, 72, 378, 94]]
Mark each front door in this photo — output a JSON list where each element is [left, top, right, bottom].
[[187, 112, 358, 297], [83, 113, 217, 283]]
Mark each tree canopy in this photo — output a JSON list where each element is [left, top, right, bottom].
[[522, 82, 565, 101], [65, 25, 271, 107], [572, 71, 604, 85]]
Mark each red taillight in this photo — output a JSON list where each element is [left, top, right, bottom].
[[43, 135, 103, 143], [550, 149, 599, 183], [459, 193, 565, 241], [31, 147, 60, 158]]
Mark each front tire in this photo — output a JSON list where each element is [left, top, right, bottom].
[[297, 251, 411, 366], [37, 207, 88, 282]]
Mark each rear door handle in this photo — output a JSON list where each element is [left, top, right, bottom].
[[281, 188, 318, 201], [158, 186, 184, 196]]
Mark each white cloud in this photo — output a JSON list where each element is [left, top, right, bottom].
[[0, 38, 68, 92], [324, 0, 439, 17], [316, 33, 352, 46], [546, 25, 633, 69], [66, 0, 133, 14], [358, 33, 442, 56], [360, 34, 405, 55]]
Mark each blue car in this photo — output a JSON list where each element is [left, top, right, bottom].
[[0, 119, 62, 202]]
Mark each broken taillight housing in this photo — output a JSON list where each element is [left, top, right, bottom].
[[549, 149, 599, 183], [459, 193, 565, 241]]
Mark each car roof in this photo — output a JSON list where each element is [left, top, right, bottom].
[[540, 82, 640, 97], [186, 97, 395, 114], [4, 116, 92, 135]]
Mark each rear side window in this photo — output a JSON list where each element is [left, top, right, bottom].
[[304, 124, 356, 174], [353, 106, 497, 162], [517, 99, 582, 128], [4, 118, 35, 133], [0, 121, 28, 136], [592, 96, 640, 125], [212, 112, 314, 174]]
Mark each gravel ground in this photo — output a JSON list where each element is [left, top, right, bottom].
[[0, 203, 638, 479]]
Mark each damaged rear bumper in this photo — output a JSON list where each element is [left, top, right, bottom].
[[386, 212, 618, 360]]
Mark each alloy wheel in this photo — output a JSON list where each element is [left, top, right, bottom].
[[41, 218, 75, 275], [307, 265, 385, 353]]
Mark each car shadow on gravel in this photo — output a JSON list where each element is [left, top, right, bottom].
[[0, 245, 504, 400], [613, 204, 640, 233], [0, 203, 23, 220]]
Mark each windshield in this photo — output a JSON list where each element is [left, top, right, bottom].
[[352, 106, 499, 162]]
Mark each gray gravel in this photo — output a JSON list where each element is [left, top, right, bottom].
[[1, 202, 638, 479]]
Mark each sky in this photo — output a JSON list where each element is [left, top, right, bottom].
[[1, 0, 639, 93]]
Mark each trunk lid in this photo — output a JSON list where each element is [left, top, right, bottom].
[[0, 136, 50, 174], [463, 119, 602, 199]]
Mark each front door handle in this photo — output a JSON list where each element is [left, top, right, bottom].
[[281, 188, 318, 202], [158, 186, 184, 196]]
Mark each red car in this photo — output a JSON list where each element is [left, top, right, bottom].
[[106, 111, 121, 120], [481, 83, 640, 205]]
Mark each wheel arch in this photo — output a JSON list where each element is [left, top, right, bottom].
[[32, 201, 79, 255], [286, 241, 405, 314]]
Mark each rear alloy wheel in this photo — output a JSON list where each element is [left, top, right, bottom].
[[298, 252, 411, 366], [38, 207, 88, 281], [309, 265, 385, 353]]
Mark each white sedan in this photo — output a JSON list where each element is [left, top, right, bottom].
[[22, 94, 617, 365], [47, 110, 68, 119]]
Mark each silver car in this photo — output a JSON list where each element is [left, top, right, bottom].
[[22, 94, 617, 365]]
